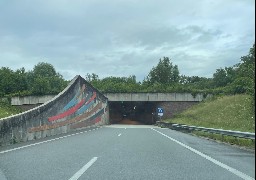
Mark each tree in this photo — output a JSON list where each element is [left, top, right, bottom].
[[32, 77, 51, 95], [33, 62, 57, 78], [30, 62, 67, 95], [232, 44, 255, 112], [237, 43, 255, 94], [146, 57, 180, 85], [226, 44, 255, 95], [0, 67, 16, 95], [14, 67, 28, 93], [85, 73, 99, 83], [212, 66, 236, 88]]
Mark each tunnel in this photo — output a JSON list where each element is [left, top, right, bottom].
[[109, 101, 157, 125]]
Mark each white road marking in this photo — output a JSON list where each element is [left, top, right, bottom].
[[0, 128, 101, 154], [68, 157, 98, 180], [105, 124, 158, 128], [118, 133, 122, 136], [151, 128, 254, 180]]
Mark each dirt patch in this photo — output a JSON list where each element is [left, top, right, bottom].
[[116, 119, 144, 125]]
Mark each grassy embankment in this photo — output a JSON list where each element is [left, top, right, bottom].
[[0, 102, 22, 119], [166, 94, 255, 149]]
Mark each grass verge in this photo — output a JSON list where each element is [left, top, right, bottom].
[[0, 102, 22, 119], [193, 131, 255, 149], [165, 94, 255, 149]]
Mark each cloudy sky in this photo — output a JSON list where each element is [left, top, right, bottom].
[[0, 0, 255, 82]]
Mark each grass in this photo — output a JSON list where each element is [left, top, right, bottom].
[[0, 102, 22, 119], [193, 131, 255, 149], [165, 94, 255, 148]]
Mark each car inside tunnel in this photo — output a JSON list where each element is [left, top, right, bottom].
[[109, 101, 157, 125]]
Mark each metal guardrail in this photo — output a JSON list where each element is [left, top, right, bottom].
[[156, 121, 255, 140]]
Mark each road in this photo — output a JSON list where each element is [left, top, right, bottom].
[[0, 125, 255, 180]]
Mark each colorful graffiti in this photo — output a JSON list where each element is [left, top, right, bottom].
[[29, 84, 106, 133]]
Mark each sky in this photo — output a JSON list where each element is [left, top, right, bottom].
[[0, 0, 255, 82]]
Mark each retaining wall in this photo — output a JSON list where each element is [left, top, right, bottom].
[[0, 75, 109, 146]]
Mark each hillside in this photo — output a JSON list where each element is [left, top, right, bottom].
[[166, 94, 255, 133]]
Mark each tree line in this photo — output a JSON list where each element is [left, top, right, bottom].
[[87, 44, 255, 97], [0, 44, 254, 102], [0, 62, 68, 97]]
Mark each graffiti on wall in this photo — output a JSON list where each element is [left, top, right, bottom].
[[28, 84, 106, 133]]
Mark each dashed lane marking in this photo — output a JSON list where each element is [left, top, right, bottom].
[[68, 157, 98, 180], [151, 128, 254, 180]]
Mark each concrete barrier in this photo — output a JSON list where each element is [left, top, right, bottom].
[[11, 95, 56, 105], [0, 75, 109, 146]]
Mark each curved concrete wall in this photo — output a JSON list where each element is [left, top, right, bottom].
[[0, 75, 109, 146]]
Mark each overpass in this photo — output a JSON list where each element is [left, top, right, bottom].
[[104, 92, 205, 102], [11, 92, 206, 126], [103, 93, 205, 125], [10, 92, 206, 105]]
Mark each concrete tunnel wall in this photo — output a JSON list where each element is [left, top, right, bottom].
[[0, 75, 109, 146]]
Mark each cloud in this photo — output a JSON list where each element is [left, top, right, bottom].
[[0, 0, 254, 82]]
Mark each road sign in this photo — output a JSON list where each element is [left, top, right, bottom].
[[157, 107, 164, 117]]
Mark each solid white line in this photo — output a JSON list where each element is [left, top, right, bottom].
[[118, 133, 122, 136], [151, 128, 254, 180], [0, 128, 99, 154], [68, 157, 98, 180]]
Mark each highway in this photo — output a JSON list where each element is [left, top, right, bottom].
[[0, 125, 255, 180]]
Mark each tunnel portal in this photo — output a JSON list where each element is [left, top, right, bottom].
[[109, 101, 157, 125]]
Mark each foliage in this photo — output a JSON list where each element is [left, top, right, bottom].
[[193, 131, 254, 149], [213, 67, 236, 88], [86, 74, 141, 93], [0, 101, 22, 119], [0, 62, 68, 97], [145, 57, 180, 85]]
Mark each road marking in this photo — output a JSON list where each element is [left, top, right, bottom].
[[68, 157, 98, 180], [0, 128, 101, 154], [105, 125, 156, 129], [151, 128, 254, 180], [118, 133, 122, 136]]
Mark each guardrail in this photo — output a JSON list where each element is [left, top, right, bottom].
[[155, 121, 255, 140]]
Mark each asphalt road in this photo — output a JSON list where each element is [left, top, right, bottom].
[[0, 125, 255, 180]]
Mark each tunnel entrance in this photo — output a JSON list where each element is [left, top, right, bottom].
[[109, 101, 157, 125]]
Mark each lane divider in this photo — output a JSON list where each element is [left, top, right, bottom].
[[68, 157, 98, 180], [0, 127, 102, 154], [151, 128, 254, 180]]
